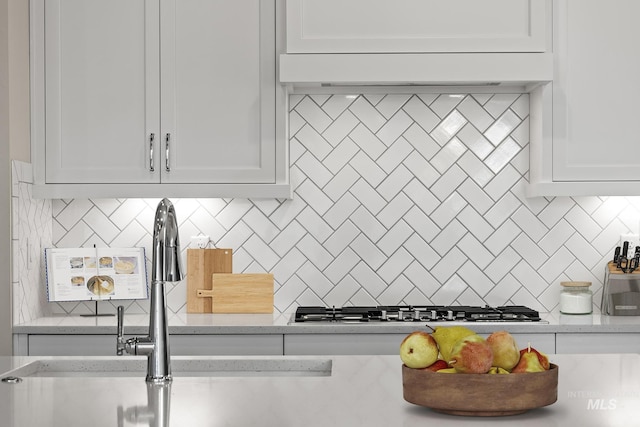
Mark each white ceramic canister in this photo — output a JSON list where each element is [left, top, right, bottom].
[[559, 281, 593, 314]]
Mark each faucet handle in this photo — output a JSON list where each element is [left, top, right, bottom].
[[117, 305, 125, 356]]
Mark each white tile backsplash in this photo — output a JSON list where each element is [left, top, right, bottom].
[[11, 160, 53, 323], [11, 93, 640, 321]]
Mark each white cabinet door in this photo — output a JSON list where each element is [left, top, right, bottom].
[[32, 0, 287, 196], [160, 0, 276, 184], [552, 0, 640, 182], [286, 0, 547, 53], [42, 0, 159, 184]]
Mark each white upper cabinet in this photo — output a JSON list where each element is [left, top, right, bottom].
[[280, 0, 552, 87], [286, 0, 547, 53], [41, 0, 157, 185], [160, 0, 276, 184], [528, 0, 640, 196], [31, 0, 289, 198]]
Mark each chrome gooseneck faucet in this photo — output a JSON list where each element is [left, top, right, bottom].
[[117, 198, 184, 383]]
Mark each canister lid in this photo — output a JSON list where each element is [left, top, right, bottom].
[[560, 281, 592, 287]]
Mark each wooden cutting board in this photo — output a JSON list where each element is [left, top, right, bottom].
[[197, 273, 274, 313], [186, 248, 233, 313]]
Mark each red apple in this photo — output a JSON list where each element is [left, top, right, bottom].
[[423, 359, 449, 372]]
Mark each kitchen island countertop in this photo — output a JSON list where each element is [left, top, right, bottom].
[[13, 311, 640, 335], [0, 353, 638, 426]]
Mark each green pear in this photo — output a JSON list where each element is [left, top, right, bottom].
[[448, 334, 494, 374], [399, 331, 439, 369], [436, 367, 457, 373], [486, 330, 520, 371], [430, 325, 476, 362], [511, 344, 549, 373]]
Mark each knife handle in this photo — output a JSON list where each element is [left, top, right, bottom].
[[619, 257, 630, 273], [622, 241, 630, 258], [614, 246, 621, 263], [632, 253, 640, 272]]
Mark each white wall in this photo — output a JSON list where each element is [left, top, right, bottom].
[[13, 92, 639, 322], [2, 0, 31, 354], [7, 3, 638, 326], [0, 0, 12, 355]]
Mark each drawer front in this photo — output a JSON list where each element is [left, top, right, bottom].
[[556, 333, 640, 354], [27, 334, 284, 356], [285, 333, 408, 355], [284, 332, 556, 356]]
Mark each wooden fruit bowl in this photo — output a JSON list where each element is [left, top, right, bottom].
[[402, 363, 558, 417]]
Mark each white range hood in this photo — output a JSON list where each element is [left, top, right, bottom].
[[280, 52, 553, 92], [280, 0, 552, 91]]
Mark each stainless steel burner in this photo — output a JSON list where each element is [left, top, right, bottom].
[[293, 305, 544, 323]]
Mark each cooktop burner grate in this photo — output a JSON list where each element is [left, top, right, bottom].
[[293, 305, 543, 323]]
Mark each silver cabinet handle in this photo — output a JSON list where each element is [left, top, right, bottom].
[[149, 133, 155, 172], [165, 133, 171, 172]]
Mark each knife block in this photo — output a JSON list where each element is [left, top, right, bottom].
[[186, 248, 233, 313], [602, 261, 640, 315]]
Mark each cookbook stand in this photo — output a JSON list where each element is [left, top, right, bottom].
[[80, 245, 115, 317], [44, 246, 148, 310], [81, 298, 115, 317]]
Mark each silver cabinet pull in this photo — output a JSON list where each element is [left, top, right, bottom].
[[165, 133, 171, 172], [149, 133, 155, 172]]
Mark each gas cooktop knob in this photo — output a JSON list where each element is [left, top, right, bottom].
[[413, 310, 420, 321], [430, 310, 437, 320], [381, 310, 387, 321], [447, 310, 454, 321]]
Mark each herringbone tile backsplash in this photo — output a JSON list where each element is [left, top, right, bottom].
[[12, 93, 640, 323]]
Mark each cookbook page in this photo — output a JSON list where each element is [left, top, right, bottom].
[[45, 248, 148, 302]]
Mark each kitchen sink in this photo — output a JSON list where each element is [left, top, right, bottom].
[[5, 357, 333, 378]]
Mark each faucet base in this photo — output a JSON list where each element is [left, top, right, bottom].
[[146, 374, 173, 384]]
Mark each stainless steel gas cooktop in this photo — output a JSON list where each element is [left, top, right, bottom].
[[293, 305, 544, 323]]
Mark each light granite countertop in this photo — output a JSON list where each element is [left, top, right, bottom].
[[12, 312, 640, 335], [0, 353, 638, 426]]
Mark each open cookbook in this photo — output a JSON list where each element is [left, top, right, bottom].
[[44, 247, 148, 302]]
